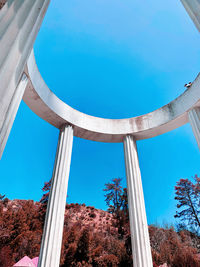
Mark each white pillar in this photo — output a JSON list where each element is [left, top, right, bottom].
[[180, 0, 200, 32], [0, 0, 50, 158], [38, 125, 73, 267], [0, 73, 28, 158], [188, 108, 200, 149], [123, 135, 153, 267]]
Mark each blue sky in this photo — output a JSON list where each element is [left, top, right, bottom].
[[0, 0, 200, 225]]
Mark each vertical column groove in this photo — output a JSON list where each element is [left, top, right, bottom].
[[123, 135, 153, 267], [188, 108, 200, 149], [180, 0, 200, 32], [0, 0, 50, 158], [0, 73, 28, 158], [38, 125, 73, 267]]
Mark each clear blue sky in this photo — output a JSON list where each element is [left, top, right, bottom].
[[0, 0, 200, 225]]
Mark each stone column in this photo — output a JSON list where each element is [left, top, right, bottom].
[[188, 108, 200, 149], [0, 73, 28, 158], [180, 0, 200, 32], [0, 0, 50, 158], [38, 125, 73, 267], [123, 135, 153, 267]]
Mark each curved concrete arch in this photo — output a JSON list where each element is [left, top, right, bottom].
[[23, 50, 200, 143], [1, 2, 200, 267]]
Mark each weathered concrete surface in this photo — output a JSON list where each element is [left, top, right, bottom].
[[124, 135, 153, 267], [181, 0, 200, 32], [38, 125, 73, 267], [0, 0, 50, 158], [24, 51, 200, 143]]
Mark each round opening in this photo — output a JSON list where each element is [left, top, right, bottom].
[[34, 0, 200, 119]]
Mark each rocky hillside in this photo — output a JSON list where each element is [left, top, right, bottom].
[[65, 203, 117, 236], [0, 199, 200, 266]]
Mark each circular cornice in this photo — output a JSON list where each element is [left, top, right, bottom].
[[23, 50, 200, 142]]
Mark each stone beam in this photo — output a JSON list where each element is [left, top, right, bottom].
[[24, 51, 200, 143]]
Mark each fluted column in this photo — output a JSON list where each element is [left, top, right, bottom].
[[180, 0, 200, 32], [0, 73, 28, 158], [38, 125, 73, 267], [123, 135, 153, 267], [0, 0, 50, 158], [188, 108, 200, 149]]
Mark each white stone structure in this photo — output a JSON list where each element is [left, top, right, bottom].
[[0, 0, 50, 159], [188, 108, 200, 149], [0, 1, 200, 267], [38, 125, 73, 267], [124, 135, 153, 267], [0, 74, 28, 157], [181, 0, 200, 32]]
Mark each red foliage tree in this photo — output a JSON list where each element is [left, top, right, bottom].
[[0, 246, 13, 267]]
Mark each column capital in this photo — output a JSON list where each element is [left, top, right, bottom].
[[60, 124, 73, 132], [123, 134, 136, 142]]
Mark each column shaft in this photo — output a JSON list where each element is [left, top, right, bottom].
[[180, 0, 200, 32], [188, 108, 200, 149], [38, 125, 73, 267], [0, 73, 28, 158], [123, 135, 153, 267], [0, 0, 50, 158]]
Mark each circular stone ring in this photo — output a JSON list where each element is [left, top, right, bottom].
[[23, 50, 200, 143]]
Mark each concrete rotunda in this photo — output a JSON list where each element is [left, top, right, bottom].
[[0, 1, 200, 267]]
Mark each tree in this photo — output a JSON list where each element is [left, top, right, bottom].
[[174, 175, 200, 232], [103, 178, 130, 239], [38, 179, 51, 226], [103, 178, 123, 214], [0, 246, 13, 267], [0, 194, 5, 201], [75, 227, 90, 263], [40, 180, 51, 205], [121, 188, 128, 217]]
